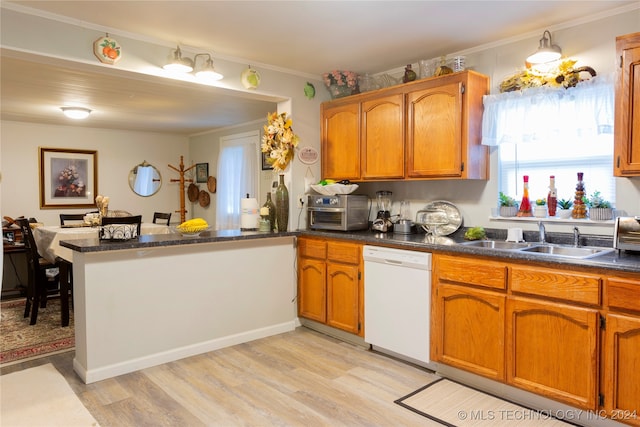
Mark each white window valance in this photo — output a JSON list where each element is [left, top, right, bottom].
[[481, 73, 614, 146]]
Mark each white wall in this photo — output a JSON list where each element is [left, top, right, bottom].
[[1, 121, 188, 225]]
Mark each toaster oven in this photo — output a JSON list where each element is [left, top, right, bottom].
[[307, 194, 369, 231], [614, 216, 640, 251]]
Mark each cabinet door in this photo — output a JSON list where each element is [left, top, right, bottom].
[[297, 257, 326, 322], [321, 102, 361, 180], [506, 297, 599, 410], [406, 81, 462, 178], [326, 262, 360, 334], [433, 284, 506, 381], [361, 92, 405, 179], [604, 313, 640, 425], [615, 32, 640, 176]]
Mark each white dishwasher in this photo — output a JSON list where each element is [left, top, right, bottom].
[[363, 245, 435, 369]]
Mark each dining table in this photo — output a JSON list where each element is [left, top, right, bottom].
[[32, 223, 171, 326], [33, 223, 171, 263]]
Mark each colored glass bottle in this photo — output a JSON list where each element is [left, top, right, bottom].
[[517, 175, 532, 217], [572, 172, 587, 219], [262, 192, 276, 232], [547, 175, 557, 217]]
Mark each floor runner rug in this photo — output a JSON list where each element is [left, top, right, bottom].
[[0, 363, 99, 426], [395, 378, 573, 426], [0, 299, 74, 366]]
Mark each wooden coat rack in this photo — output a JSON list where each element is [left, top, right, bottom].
[[168, 156, 196, 224]]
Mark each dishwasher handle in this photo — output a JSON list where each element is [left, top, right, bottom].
[[363, 245, 431, 270]]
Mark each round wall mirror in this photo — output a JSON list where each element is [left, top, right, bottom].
[[129, 161, 162, 197]]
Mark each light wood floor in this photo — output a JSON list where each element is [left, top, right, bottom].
[[1, 327, 442, 426]]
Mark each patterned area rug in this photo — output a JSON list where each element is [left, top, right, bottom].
[[0, 298, 74, 366]]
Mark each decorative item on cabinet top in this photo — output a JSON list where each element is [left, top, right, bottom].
[[322, 70, 358, 99]]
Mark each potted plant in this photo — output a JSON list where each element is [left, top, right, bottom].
[[498, 192, 518, 217], [557, 198, 573, 219], [587, 191, 613, 220], [534, 198, 547, 218]]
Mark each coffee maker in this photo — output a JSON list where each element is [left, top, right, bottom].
[[371, 191, 393, 232]]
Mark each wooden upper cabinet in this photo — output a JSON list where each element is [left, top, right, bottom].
[[407, 71, 489, 180], [321, 102, 360, 181], [361, 91, 405, 180], [615, 32, 640, 176], [321, 70, 489, 181], [407, 81, 462, 177]]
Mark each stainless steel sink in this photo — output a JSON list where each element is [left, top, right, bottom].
[[519, 245, 615, 258], [461, 240, 534, 250], [460, 240, 614, 259]]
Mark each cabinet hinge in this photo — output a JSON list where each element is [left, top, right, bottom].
[[599, 393, 605, 407], [461, 83, 465, 94], [358, 271, 361, 280], [619, 55, 623, 68], [617, 156, 621, 168], [461, 162, 465, 172], [600, 315, 606, 330], [358, 322, 361, 332]]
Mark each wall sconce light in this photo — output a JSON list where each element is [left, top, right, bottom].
[[60, 107, 92, 119], [163, 46, 223, 81], [526, 30, 562, 64]]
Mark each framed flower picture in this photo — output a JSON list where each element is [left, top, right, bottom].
[[39, 148, 98, 209]]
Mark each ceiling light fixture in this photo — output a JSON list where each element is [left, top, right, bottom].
[[193, 53, 224, 81], [163, 46, 194, 73], [60, 107, 92, 119], [526, 30, 562, 64], [163, 46, 224, 81]]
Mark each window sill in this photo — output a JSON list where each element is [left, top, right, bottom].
[[489, 216, 614, 227]]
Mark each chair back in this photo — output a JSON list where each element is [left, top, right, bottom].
[[153, 212, 172, 225], [100, 215, 142, 240], [59, 213, 86, 226], [15, 218, 41, 267]]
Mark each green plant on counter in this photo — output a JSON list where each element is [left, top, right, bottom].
[[558, 198, 573, 209], [587, 191, 611, 208], [535, 198, 546, 206], [499, 192, 517, 207]]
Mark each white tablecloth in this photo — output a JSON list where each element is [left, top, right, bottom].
[[33, 223, 171, 263]]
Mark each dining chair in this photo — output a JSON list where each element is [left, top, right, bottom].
[[59, 213, 86, 225], [101, 215, 143, 238], [15, 218, 60, 325], [152, 212, 171, 226]]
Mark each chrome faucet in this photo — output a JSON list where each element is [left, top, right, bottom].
[[573, 227, 581, 247], [538, 221, 546, 244]]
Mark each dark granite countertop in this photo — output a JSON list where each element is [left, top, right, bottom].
[[59, 229, 297, 253], [60, 227, 640, 274], [299, 228, 640, 275]]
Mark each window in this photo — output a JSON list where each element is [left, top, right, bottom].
[[216, 131, 259, 230], [482, 74, 615, 205]]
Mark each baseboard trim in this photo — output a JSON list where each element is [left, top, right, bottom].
[[74, 320, 296, 384]]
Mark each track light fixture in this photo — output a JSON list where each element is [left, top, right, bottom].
[[526, 30, 562, 64], [60, 107, 91, 119], [163, 46, 223, 81]]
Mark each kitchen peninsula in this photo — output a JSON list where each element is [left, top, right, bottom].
[[61, 230, 297, 384]]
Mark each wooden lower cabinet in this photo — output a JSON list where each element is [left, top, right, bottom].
[[506, 296, 600, 410], [604, 275, 640, 426], [434, 284, 505, 381], [604, 314, 640, 425], [297, 237, 363, 336]]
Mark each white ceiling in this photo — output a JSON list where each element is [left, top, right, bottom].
[[1, 1, 636, 135]]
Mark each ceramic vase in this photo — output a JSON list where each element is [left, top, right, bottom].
[[275, 174, 289, 232]]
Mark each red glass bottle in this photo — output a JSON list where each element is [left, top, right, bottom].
[[547, 175, 557, 216], [517, 175, 532, 217]]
